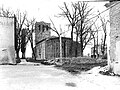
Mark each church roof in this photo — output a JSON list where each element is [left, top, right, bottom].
[[36, 36, 71, 45]]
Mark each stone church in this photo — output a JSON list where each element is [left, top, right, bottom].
[[35, 21, 81, 60]]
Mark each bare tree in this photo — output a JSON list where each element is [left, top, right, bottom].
[[21, 28, 27, 59], [91, 31, 96, 58], [93, 23, 100, 58], [59, 2, 80, 57], [90, 22, 101, 58], [74, 23, 80, 57], [74, 1, 94, 57], [21, 18, 32, 59], [49, 18, 62, 60], [24, 17, 36, 60], [15, 10, 27, 62], [0, 6, 13, 17], [49, 18, 61, 37], [29, 18, 36, 60], [98, 11, 108, 58], [59, 1, 95, 57]]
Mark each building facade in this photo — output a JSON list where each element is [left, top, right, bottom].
[[35, 21, 51, 44], [106, 1, 120, 74], [0, 16, 16, 64], [35, 21, 81, 60]]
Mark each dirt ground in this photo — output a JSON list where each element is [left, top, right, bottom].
[[54, 59, 107, 75], [0, 61, 120, 90]]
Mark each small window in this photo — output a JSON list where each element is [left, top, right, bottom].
[[38, 25, 41, 31], [46, 25, 49, 31], [56, 46, 59, 51], [42, 25, 45, 32], [39, 49, 41, 58]]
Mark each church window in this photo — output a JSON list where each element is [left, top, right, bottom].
[[46, 25, 49, 31], [42, 25, 45, 32], [38, 25, 41, 31]]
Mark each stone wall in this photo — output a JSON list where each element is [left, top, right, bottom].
[[45, 37, 81, 60], [36, 41, 46, 60], [109, 1, 120, 74], [0, 46, 16, 64], [0, 16, 15, 64], [35, 21, 51, 44], [0, 17, 14, 48]]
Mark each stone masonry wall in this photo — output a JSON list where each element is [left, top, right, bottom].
[[0, 16, 16, 64], [35, 21, 51, 44], [45, 37, 81, 60], [109, 1, 120, 74]]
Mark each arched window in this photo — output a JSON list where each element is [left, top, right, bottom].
[[38, 25, 41, 31], [46, 25, 49, 31], [42, 25, 45, 32]]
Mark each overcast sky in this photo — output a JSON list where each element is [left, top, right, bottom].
[[0, 0, 108, 35], [0, 0, 109, 57], [0, 0, 108, 22]]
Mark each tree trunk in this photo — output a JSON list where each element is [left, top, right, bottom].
[[16, 51, 19, 59], [21, 46, 26, 59], [22, 52, 26, 59], [80, 21, 83, 57], [69, 25, 74, 57], [21, 29, 26, 59], [30, 36, 36, 60], [102, 34, 106, 56], [75, 32, 78, 57], [59, 35, 62, 61], [21, 43, 26, 59], [31, 46, 36, 60], [93, 38, 96, 58], [80, 34, 83, 57], [63, 41, 66, 57], [16, 50, 21, 63], [80, 44, 83, 57], [96, 28, 99, 58]]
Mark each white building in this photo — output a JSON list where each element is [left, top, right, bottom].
[[0, 16, 16, 64]]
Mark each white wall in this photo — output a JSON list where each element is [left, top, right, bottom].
[[0, 17, 14, 48], [0, 16, 15, 64]]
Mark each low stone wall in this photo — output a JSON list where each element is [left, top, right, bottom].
[[71, 57, 97, 64], [57, 57, 107, 65]]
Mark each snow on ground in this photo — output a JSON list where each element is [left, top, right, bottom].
[[0, 62, 120, 90]]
